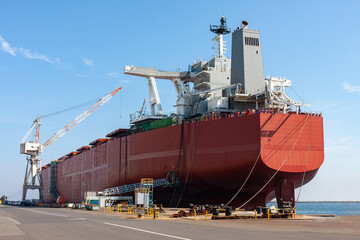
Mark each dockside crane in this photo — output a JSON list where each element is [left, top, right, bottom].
[[20, 87, 122, 201]]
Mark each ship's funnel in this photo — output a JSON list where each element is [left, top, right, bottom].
[[241, 21, 248, 29], [231, 21, 264, 93]]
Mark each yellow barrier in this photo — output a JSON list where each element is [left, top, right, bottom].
[[205, 210, 208, 220], [153, 204, 163, 209], [194, 210, 196, 221], [254, 210, 257, 220], [233, 208, 245, 211]]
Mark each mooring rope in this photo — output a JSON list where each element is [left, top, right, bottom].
[[237, 115, 310, 209], [226, 112, 276, 206], [296, 115, 313, 202], [169, 121, 185, 207]]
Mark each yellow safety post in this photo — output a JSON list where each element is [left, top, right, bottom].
[[147, 208, 149, 219], [194, 210, 196, 221], [132, 208, 137, 219], [294, 209, 296, 219], [154, 209, 158, 219], [205, 210, 208, 221], [267, 209, 270, 221], [254, 210, 257, 220]]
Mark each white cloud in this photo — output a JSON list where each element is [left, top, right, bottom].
[[107, 72, 119, 78], [16, 47, 59, 64], [82, 57, 93, 67], [0, 35, 16, 56], [74, 73, 87, 78], [325, 136, 358, 154], [342, 81, 360, 93], [0, 35, 60, 64]]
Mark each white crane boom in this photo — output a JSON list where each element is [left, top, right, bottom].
[[21, 122, 36, 144], [42, 87, 122, 150]]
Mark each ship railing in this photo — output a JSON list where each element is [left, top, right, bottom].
[[174, 109, 322, 126]]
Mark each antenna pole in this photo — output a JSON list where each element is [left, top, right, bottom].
[[210, 15, 231, 58]]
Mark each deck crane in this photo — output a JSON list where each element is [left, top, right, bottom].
[[20, 87, 122, 201]]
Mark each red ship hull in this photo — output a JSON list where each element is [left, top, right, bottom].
[[42, 112, 324, 209]]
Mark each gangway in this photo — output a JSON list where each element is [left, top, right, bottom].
[[103, 171, 180, 207], [104, 178, 169, 196]]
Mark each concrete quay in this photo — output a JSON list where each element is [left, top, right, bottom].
[[0, 205, 359, 240]]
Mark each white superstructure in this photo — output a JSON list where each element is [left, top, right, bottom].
[[124, 16, 309, 121]]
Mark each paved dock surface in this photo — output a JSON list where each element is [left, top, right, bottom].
[[0, 205, 359, 240]]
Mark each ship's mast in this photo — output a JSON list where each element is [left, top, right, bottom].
[[210, 15, 231, 58]]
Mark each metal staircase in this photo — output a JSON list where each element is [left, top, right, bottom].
[[104, 178, 169, 196], [103, 172, 180, 207]]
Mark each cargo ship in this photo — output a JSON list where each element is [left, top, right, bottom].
[[41, 16, 324, 209]]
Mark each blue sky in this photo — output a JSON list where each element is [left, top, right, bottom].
[[0, 0, 359, 201]]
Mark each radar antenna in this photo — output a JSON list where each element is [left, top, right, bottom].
[[210, 15, 231, 35], [210, 15, 231, 58]]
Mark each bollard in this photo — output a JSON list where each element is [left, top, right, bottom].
[[205, 210, 208, 221], [267, 209, 270, 221], [212, 208, 219, 216], [225, 207, 232, 217], [294, 209, 296, 219], [194, 209, 196, 221], [254, 209, 257, 220], [147, 208, 149, 219]]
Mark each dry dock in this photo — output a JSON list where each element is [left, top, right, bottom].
[[0, 205, 359, 240]]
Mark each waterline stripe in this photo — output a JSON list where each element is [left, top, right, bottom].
[[104, 222, 192, 240]]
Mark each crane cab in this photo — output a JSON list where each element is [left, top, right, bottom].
[[20, 142, 43, 155]]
